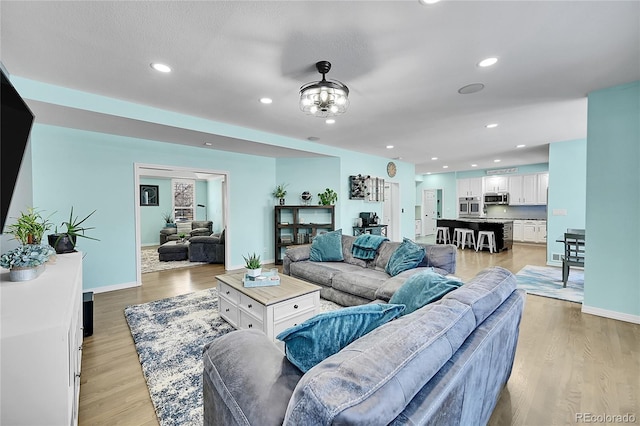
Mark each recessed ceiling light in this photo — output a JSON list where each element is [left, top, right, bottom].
[[393, 156, 403, 160], [458, 83, 485, 94], [485, 123, 498, 129], [418, 0, 440, 4], [478, 57, 498, 68], [150, 63, 171, 73], [259, 97, 272, 104], [516, 144, 526, 148], [426, 172, 432, 175], [307, 136, 320, 141], [203, 142, 212, 146], [325, 119, 336, 124], [431, 157, 438, 161], [443, 165, 449, 169], [471, 164, 478, 167], [494, 159, 501, 163], [386, 145, 394, 149]]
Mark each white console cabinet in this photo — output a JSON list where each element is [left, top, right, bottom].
[[1, 252, 83, 426]]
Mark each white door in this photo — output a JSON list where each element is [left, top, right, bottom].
[[383, 183, 401, 242], [422, 189, 437, 236]]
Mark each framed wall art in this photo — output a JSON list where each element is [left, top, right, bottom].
[[140, 184, 159, 206]]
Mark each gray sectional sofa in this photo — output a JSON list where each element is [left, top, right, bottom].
[[283, 234, 458, 306], [203, 266, 526, 425]]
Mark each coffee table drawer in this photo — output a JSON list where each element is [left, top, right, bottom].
[[219, 297, 238, 327], [274, 309, 316, 337], [218, 282, 239, 304], [239, 310, 263, 331], [239, 294, 264, 321], [273, 293, 317, 321]]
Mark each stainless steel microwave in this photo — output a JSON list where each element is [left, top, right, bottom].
[[484, 193, 509, 205]]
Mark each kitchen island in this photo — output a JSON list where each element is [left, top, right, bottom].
[[437, 219, 513, 252]]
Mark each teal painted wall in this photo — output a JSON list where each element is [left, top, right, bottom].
[[546, 139, 587, 265], [30, 124, 276, 289], [8, 77, 419, 291], [139, 177, 171, 245], [416, 173, 458, 219], [585, 81, 639, 317]]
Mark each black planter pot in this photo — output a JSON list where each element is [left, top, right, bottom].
[[48, 233, 77, 254]]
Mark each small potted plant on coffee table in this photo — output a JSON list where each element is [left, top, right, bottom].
[[243, 252, 262, 277]]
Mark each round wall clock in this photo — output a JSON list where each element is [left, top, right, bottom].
[[386, 161, 397, 178]]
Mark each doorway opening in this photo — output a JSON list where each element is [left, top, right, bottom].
[[134, 163, 230, 285], [383, 182, 401, 242], [421, 188, 444, 237]]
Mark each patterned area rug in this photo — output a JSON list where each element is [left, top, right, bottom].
[[140, 246, 207, 274], [515, 265, 584, 303], [124, 287, 341, 425]]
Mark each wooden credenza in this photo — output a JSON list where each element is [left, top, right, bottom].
[[1, 252, 83, 426]]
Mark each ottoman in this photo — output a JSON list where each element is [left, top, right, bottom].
[[158, 241, 189, 261]]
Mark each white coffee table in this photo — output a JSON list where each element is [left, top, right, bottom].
[[216, 272, 321, 351]]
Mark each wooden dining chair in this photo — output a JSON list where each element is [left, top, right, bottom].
[[562, 232, 585, 287]]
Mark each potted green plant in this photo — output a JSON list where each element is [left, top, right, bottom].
[[162, 211, 176, 228], [5, 207, 53, 245], [272, 183, 288, 206], [48, 207, 99, 254], [318, 188, 338, 205], [0, 244, 55, 281], [243, 252, 262, 277], [178, 233, 187, 243]]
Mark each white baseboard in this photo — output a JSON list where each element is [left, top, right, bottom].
[[582, 304, 640, 324], [86, 280, 140, 294]]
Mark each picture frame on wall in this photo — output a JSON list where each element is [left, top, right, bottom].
[[140, 184, 159, 206]]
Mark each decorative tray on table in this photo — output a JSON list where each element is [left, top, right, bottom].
[[242, 270, 281, 288]]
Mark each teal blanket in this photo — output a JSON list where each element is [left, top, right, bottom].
[[352, 234, 389, 260]]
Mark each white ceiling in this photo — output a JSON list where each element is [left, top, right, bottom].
[[2, 1, 639, 174]]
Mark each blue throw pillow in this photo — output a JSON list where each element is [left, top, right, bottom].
[[276, 303, 405, 372], [389, 270, 463, 316], [310, 229, 344, 262], [385, 238, 426, 276]]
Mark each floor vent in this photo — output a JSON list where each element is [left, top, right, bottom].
[[552, 253, 562, 261]]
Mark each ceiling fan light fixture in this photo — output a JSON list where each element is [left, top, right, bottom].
[[300, 61, 349, 117]]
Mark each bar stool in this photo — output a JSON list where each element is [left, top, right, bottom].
[[476, 230, 497, 253], [435, 226, 450, 244], [454, 228, 475, 249]]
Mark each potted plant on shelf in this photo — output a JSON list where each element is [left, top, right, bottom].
[[48, 207, 99, 254], [5, 207, 53, 245], [243, 252, 262, 277], [272, 183, 288, 206], [0, 244, 55, 281], [318, 188, 338, 205]]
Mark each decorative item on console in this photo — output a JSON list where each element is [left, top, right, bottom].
[[318, 188, 338, 205], [272, 183, 288, 206]]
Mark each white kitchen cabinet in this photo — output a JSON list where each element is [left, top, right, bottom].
[[513, 220, 524, 241], [515, 220, 546, 243], [509, 173, 548, 205], [457, 177, 483, 198], [1, 252, 83, 426], [484, 175, 509, 193], [537, 173, 549, 204]]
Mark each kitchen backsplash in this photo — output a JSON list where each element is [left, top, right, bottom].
[[485, 205, 547, 220]]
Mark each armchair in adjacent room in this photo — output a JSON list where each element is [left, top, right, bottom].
[[188, 229, 225, 263]]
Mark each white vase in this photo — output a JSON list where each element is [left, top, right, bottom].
[[9, 264, 46, 282], [246, 268, 262, 277]]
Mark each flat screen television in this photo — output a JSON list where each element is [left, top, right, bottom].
[[1, 69, 35, 232]]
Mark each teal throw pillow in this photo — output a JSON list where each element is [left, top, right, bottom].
[[385, 238, 426, 276], [276, 303, 405, 372], [389, 270, 464, 316], [310, 229, 344, 262]]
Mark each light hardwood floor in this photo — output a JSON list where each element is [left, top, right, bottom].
[[78, 243, 639, 425]]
